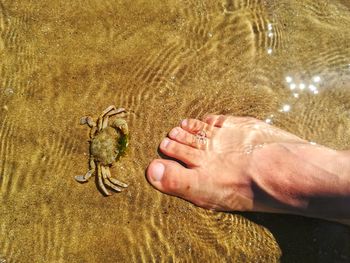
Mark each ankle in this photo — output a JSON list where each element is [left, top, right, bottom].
[[250, 143, 350, 218], [249, 143, 309, 211]]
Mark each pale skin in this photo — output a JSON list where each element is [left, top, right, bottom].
[[146, 115, 350, 222]]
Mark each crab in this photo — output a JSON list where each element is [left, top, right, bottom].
[[75, 105, 129, 196]]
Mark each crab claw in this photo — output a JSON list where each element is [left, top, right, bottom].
[[75, 170, 93, 183], [75, 175, 88, 183], [80, 116, 96, 127]]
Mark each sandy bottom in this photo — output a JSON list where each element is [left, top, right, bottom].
[[0, 0, 350, 262]]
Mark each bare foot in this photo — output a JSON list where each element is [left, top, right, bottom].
[[147, 115, 350, 219]]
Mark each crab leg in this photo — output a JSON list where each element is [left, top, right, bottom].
[[97, 105, 117, 130], [111, 118, 129, 135], [80, 116, 96, 127], [105, 107, 126, 118], [102, 109, 127, 129], [80, 116, 97, 138], [102, 106, 126, 118], [105, 166, 128, 188], [89, 126, 98, 139], [75, 158, 96, 182], [75, 170, 93, 183], [97, 106, 127, 130], [89, 157, 96, 170], [100, 105, 117, 117], [97, 164, 111, 196], [101, 166, 122, 192], [102, 117, 108, 129]]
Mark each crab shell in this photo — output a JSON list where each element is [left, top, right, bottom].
[[90, 126, 128, 166]]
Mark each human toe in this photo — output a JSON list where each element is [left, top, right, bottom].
[[169, 127, 206, 148], [181, 118, 213, 136], [204, 115, 260, 127], [203, 114, 227, 127], [159, 138, 204, 166], [146, 159, 200, 198]]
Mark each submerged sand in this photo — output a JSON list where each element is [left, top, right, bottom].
[[0, 0, 350, 262]]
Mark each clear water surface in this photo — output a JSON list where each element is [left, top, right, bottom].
[[0, 0, 350, 262]]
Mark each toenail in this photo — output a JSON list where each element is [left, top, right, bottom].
[[151, 162, 165, 181], [161, 138, 170, 148], [181, 119, 188, 127], [169, 128, 179, 138]]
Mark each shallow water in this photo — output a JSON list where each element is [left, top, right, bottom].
[[0, 0, 350, 262]]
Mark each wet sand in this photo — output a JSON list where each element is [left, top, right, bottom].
[[0, 0, 350, 262]]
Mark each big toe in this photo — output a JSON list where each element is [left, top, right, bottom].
[[147, 159, 201, 202]]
